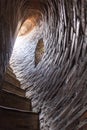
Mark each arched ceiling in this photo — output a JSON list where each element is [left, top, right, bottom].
[[0, 0, 87, 130]]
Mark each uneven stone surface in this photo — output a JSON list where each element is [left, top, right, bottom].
[[0, 0, 87, 130]]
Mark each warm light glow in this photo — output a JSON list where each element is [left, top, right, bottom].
[[18, 19, 34, 36]]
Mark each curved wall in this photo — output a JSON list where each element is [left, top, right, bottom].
[[0, 0, 87, 130]]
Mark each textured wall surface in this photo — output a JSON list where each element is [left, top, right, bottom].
[[0, 0, 87, 130]]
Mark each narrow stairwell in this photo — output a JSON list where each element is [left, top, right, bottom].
[[0, 67, 40, 130]]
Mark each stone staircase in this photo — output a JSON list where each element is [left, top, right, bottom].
[[0, 67, 40, 130]]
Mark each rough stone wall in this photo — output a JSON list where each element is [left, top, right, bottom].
[[0, 0, 30, 85], [1, 0, 87, 130], [35, 38, 45, 66], [0, 0, 39, 84]]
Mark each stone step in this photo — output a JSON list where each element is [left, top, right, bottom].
[[5, 72, 20, 87], [0, 106, 39, 130], [0, 90, 32, 111], [2, 81, 25, 97], [6, 67, 16, 79], [7, 66, 13, 72]]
